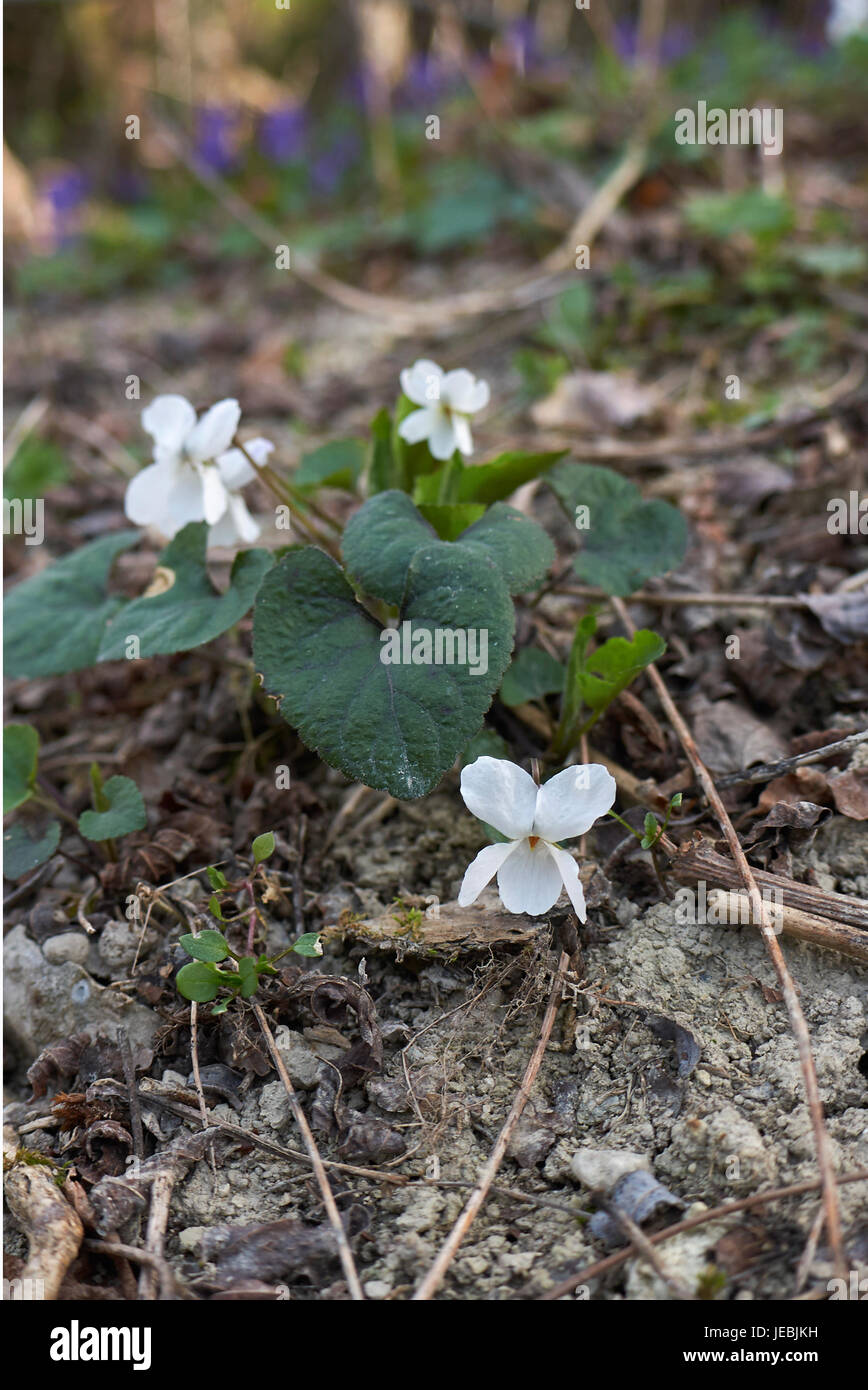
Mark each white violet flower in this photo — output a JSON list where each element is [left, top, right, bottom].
[[397, 359, 490, 460], [125, 394, 272, 545], [827, 0, 868, 42], [457, 757, 617, 920]]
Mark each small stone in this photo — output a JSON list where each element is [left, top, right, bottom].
[[695, 1069, 712, 1086], [363, 1280, 392, 1300], [178, 1226, 206, 1253], [43, 932, 91, 966], [272, 1026, 322, 1089], [571, 1147, 651, 1192]]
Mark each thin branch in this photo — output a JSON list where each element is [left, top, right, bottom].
[[412, 949, 571, 1300], [610, 596, 847, 1283], [250, 1000, 365, 1300]]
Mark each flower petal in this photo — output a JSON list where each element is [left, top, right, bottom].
[[185, 398, 241, 462], [460, 756, 538, 840], [124, 458, 180, 527], [217, 435, 272, 489], [141, 395, 196, 456], [164, 466, 207, 530], [442, 369, 489, 414], [451, 413, 474, 456], [226, 492, 261, 544], [400, 359, 443, 405], [427, 413, 458, 460], [457, 840, 519, 907], [397, 406, 438, 445], [545, 844, 587, 923], [194, 463, 230, 525], [532, 764, 617, 842], [496, 836, 564, 915]]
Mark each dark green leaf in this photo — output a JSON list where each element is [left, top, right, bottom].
[[343, 491, 436, 605], [460, 728, 510, 766], [367, 408, 401, 495], [253, 544, 514, 799], [3, 815, 61, 879], [208, 895, 224, 920], [237, 957, 260, 997], [458, 504, 555, 594], [4, 531, 139, 678], [176, 961, 222, 1003], [180, 929, 230, 963], [206, 865, 228, 890], [77, 776, 146, 841], [97, 523, 273, 660], [4, 723, 40, 813], [499, 648, 565, 707], [548, 462, 687, 596]]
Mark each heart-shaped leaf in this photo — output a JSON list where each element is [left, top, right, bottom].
[[253, 544, 514, 798], [416, 503, 487, 540], [4, 723, 40, 813], [457, 504, 555, 594], [3, 814, 61, 879], [78, 775, 147, 841], [343, 492, 552, 605], [548, 462, 687, 596], [4, 530, 139, 677], [342, 492, 436, 605], [499, 647, 565, 707], [98, 523, 273, 660]]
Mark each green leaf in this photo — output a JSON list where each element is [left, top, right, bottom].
[[295, 440, 365, 492], [542, 282, 594, 350], [4, 723, 40, 813], [77, 775, 147, 841], [253, 544, 514, 799], [416, 503, 487, 541], [206, 865, 228, 890], [343, 491, 437, 605], [3, 814, 61, 879], [208, 894, 225, 921], [237, 956, 260, 997], [3, 436, 69, 502], [176, 961, 222, 1003], [252, 831, 275, 864], [574, 629, 666, 713], [457, 504, 555, 594], [548, 462, 687, 596], [97, 523, 273, 661], [500, 648, 565, 707], [367, 408, 401, 494], [414, 450, 566, 507], [4, 531, 140, 678], [180, 929, 231, 962], [292, 932, 323, 958], [211, 999, 230, 1015], [684, 190, 793, 244], [344, 492, 552, 604], [641, 812, 660, 849]]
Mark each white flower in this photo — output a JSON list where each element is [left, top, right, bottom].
[[125, 394, 272, 545], [397, 359, 490, 461], [457, 757, 617, 920], [827, 0, 868, 41]]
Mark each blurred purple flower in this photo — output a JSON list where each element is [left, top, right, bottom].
[[506, 17, 541, 72], [259, 105, 306, 163], [195, 106, 239, 172], [398, 52, 450, 106], [614, 20, 692, 65], [43, 168, 89, 247], [311, 132, 361, 194], [343, 66, 375, 110]]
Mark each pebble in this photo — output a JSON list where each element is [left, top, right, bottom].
[[42, 932, 91, 966], [571, 1147, 651, 1191]]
